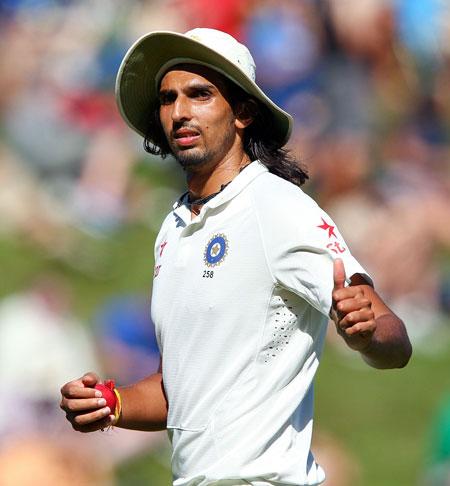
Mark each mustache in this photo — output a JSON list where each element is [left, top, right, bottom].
[[170, 122, 201, 138]]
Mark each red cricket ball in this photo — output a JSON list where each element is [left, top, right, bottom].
[[95, 380, 117, 414]]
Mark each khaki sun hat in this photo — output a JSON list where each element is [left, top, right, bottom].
[[115, 28, 293, 147]]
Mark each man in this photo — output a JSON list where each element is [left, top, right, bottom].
[[60, 28, 412, 485]]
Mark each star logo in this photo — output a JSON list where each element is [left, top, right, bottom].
[[211, 243, 221, 257], [318, 218, 336, 238]]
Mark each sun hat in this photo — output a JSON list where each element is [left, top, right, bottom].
[[115, 28, 293, 147]]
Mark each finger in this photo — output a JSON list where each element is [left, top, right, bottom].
[[71, 406, 112, 427], [344, 320, 376, 336], [335, 297, 371, 315], [61, 384, 102, 400], [61, 397, 107, 413], [60, 373, 102, 397], [81, 372, 101, 387], [333, 258, 346, 291], [72, 415, 115, 433], [339, 309, 375, 329], [332, 286, 364, 304]]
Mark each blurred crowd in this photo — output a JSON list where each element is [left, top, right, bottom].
[[0, 0, 449, 484]]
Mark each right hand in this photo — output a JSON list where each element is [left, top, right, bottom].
[[60, 372, 115, 432], [331, 258, 375, 352]]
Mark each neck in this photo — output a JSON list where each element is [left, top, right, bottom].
[[186, 152, 251, 201]]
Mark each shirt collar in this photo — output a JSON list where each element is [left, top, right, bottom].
[[172, 160, 268, 222]]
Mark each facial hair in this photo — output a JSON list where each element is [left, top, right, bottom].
[[173, 146, 210, 169], [169, 121, 236, 171]]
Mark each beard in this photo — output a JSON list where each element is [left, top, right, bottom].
[[168, 120, 236, 171], [172, 146, 211, 169]]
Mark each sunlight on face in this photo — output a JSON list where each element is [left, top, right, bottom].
[[158, 65, 239, 170]]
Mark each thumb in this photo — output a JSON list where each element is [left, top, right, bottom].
[[333, 258, 346, 291], [81, 372, 100, 388]]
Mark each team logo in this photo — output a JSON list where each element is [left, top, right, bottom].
[[204, 233, 228, 267], [317, 217, 336, 238]]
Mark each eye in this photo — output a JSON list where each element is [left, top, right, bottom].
[[159, 91, 176, 105], [192, 88, 212, 100]]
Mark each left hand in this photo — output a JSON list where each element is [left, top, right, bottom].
[[331, 258, 376, 351]]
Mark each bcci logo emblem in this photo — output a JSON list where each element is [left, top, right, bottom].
[[204, 233, 228, 267]]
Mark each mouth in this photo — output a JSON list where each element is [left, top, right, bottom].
[[173, 128, 201, 147]]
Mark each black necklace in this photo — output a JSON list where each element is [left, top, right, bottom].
[[180, 162, 252, 210], [187, 181, 231, 207]]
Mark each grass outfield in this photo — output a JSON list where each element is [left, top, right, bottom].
[[315, 340, 450, 486], [1, 227, 449, 486]]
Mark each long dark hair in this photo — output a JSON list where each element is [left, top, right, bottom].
[[236, 95, 309, 187], [143, 81, 308, 187]]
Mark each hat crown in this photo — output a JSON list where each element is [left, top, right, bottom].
[[116, 27, 292, 146], [184, 28, 256, 82]]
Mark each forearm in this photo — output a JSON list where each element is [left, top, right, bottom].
[[334, 274, 412, 369], [359, 313, 412, 369], [116, 372, 168, 431]]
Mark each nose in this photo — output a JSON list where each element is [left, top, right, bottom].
[[171, 95, 191, 123]]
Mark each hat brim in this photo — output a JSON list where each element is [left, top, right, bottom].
[[115, 31, 293, 147]]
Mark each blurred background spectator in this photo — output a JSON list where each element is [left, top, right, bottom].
[[0, 274, 100, 437], [0, 0, 449, 484], [95, 293, 160, 385]]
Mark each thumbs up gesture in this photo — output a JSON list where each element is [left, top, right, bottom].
[[331, 258, 376, 351]]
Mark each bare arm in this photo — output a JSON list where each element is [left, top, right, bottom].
[[330, 258, 412, 369], [60, 360, 168, 432], [115, 370, 167, 431]]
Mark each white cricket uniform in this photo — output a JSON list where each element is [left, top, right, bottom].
[[151, 161, 370, 486]]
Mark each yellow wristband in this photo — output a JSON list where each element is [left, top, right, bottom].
[[113, 387, 122, 422]]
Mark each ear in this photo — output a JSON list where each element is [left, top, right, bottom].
[[234, 100, 258, 129]]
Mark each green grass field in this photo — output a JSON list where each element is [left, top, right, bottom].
[[315, 342, 450, 485]]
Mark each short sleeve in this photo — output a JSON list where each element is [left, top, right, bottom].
[[257, 191, 371, 317]]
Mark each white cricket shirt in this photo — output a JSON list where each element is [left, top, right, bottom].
[[151, 161, 369, 486]]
